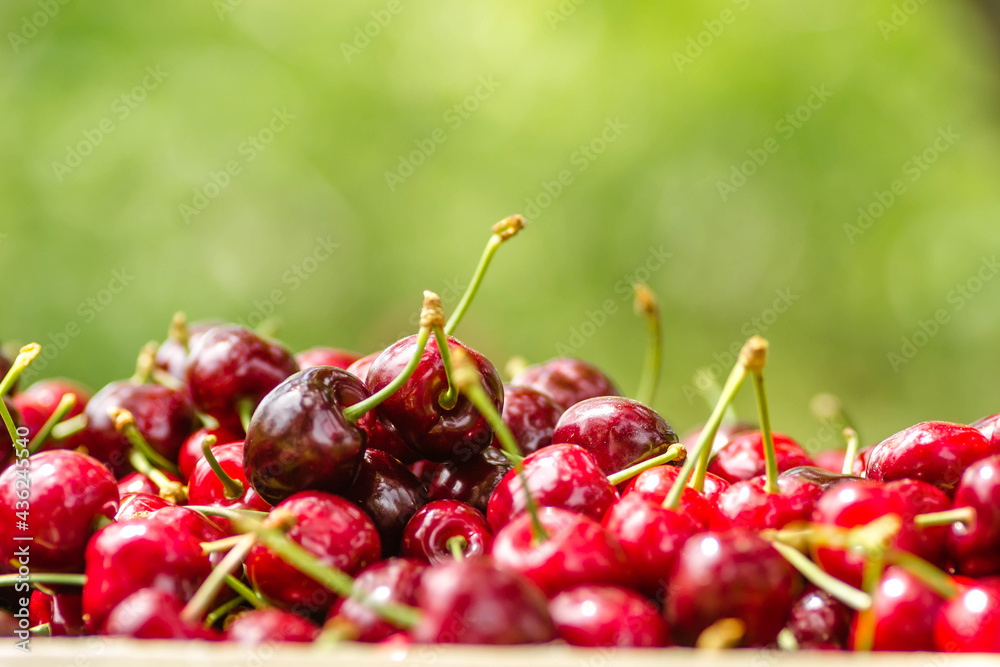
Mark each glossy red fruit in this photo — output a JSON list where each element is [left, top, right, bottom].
[[624, 463, 731, 508], [784, 587, 852, 650], [814, 449, 847, 474], [401, 500, 492, 564], [328, 558, 427, 642], [226, 608, 320, 644], [189, 442, 271, 514], [117, 469, 182, 497], [366, 334, 503, 463], [359, 415, 419, 466], [852, 444, 874, 475], [848, 565, 946, 651], [243, 367, 369, 506], [295, 347, 361, 371], [155, 319, 219, 380], [426, 448, 512, 515], [970, 412, 1000, 451], [948, 453, 1000, 576], [245, 491, 380, 615], [145, 506, 230, 565], [101, 588, 212, 639], [552, 397, 678, 476], [865, 421, 994, 495], [666, 530, 800, 647], [549, 585, 671, 647], [501, 385, 562, 456], [185, 325, 299, 433], [12, 378, 90, 452], [933, 577, 1000, 653], [511, 358, 619, 412], [28, 591, 85, 636], [707, 431, 814, 484], [343, 448, 424, 556], [411, 557, 556, 644], [717, 474, 823, 530], [345, 352, 379, 382], [115, 492, 174, 520], [492, 507, 634, 597], [0, 450, 119, 573], [487, 444, 618, 532], [177, 426, 243, 482], [82, 520, 212, 632]]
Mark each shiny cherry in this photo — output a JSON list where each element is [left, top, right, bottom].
[[12, 378, 90, 452], [549, 585, 671, 647], [784, 586, 852, 650], [101, 588, 212, 639], [948, 453, 1000, 576], [510, 358, 620, 412], [933, 577, 1000, 653], [426, 447, 512, 515], [115, 492, 174, 520], [501, 385, 561, 456], [814, 449, 848, 473], [117, 468, 182, 498], [295, 347, 361, 371], [177, 425, 243, 482], [401, 500, 493, 564], [28, 590, 85, 636], [848, 565, 945, 651], [707, 431, 814, 484], [717, 473, 823, 530], [970, 412, 1000, 451], [189, 442, 271, 514], [343, 448, 424, 556], [624, 463, 731, 507], [154, 318, 219, 380], [328, 558, 427, 642], [145, 506, 229, 564], [226, 608, 320, 644]]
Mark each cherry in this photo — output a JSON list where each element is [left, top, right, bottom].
[[707, 431, 814, 484], [778, 465, 862, 490], [12, 378, 90, 452], [865, 421, 995, 495], [549, 585, 671, 647], [145, 506, 229, 564], [852, 443, 874, 475], [82, 519, 212, 632], [717, 473, 824, 530], [117, 468, 182, 498], [814, 449, 848, 474], [243, 366, 369, 506], [185, 325, 299, 433], [510, 358, 620, 412], [295, 347, 361, 371], [947, 453, 1000, 576], [624, 463, 730, 507], [665, 530, 800, 647], [226, 608, 320, 643], [426, 447, 512, 515], [154, 314, 218, 381], [177, 425, 242, 482], [328, 558, 427, 642], [101, 588, 212, 639], [28, 590, 85, 636], [0, 450, 119, 573], [360, 417, 419, 466], [342, 448, 424, 556], [410, 557, 556, 644], [245, 491, 380, 616], [784, 587, 852, 650], [500, 385, 561, 456], [681, 420, 755, 457], [970, 412, 1000, 450], [189, 442, 271, 515], [401, 500, 492, 564], [115, 492, 174, 520], [551, 396, 679, 475], [486, 443, 619, 532], [345, 352, 379, 383], [848, 565, 946, 651], [933, 577, 1000, 653]]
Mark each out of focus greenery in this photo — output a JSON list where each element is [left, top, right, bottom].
[[3, 1, 1000, 450]]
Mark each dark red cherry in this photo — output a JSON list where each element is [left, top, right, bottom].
[[245, 491, 380, 616], [0, 450, 119, 573], [492, 507, 634, 597], [552, 397, 678, 476], [549, 585, 671, 647], [155, 319, 218, 380], [426, 447, 512, 515], [117, 469, 182, 497], [707, 431, 814, 484], [411, 557, 556, 644], [115, 492, 173, 520], [366, 334, 503, 462], [177, 426, 243, 482], [82, 381, 197, 476], [185, 325, 299, 432], [226, 608, 320, 644], [486, 444, 618, 532], [865, 421, 995, 495], [12, 378, 90, 452], [328, 558, 427, 642], [785, 587, 852, 650], [501, 385, 561, 456], [624, 463, 731, 507], [848, 565, 945, 651], [28, 590, 85, 636], [243, 366, 369, 506], [343, 448, 424, 556], [666, 530, 800, 647], [101, 588, 212, 639], [933, 577, 1000, 652], [401, 500, 493, 564], [295, 347, 361, 371], [948, 453, 1000, 576], [189, 442, 271, 514], [511, 358, 620, 412], [717, 474, 823, 530], [360, 416, 420, 465], [82, 519, 212, 632]]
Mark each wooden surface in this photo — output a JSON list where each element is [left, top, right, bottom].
[[2, 639, 996, 666]]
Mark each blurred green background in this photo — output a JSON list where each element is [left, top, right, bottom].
[[3, 1, 999, 451]]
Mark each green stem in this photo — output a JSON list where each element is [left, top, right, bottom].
[[127, 450, 179, 494], [27, 393, 77, 455], [181, 533, 256, 624], [606, 443, 686, 487], [0, 344, 41, 453], [633, 283, 662, 406], [202, 534, 249, 553], [204, 596, 244, 628], [914, 506, 975, 529], [29, 623, 51, 636], [342, 326, 432, 423], [237, 398, 255, 434], [752, 370, 779, 495], [446, 535, 467, 561], [201, 435, 243, 499], [443, 215, 524, 336], [841, 427, 860, 475], [888, 549, 959, 599], [854, 554, 886, 652], [225, 574, 267, 609], [112, 408, 181, 476], [186, 506, 269, 521], [0, 573, 86, 587], [768, 539, 872, 610], [52, 413, 88, 440], [432, 327, 459, 410]]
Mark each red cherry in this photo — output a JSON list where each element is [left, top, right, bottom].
[[328, 558, 427, 642], [848, 565, 946, 651], [28, 590, 85, 636], [549, 585, 671, 647], [511, 358, 619, 412], [717, 474, 823, 530], [177, 426, 242, 482], [342, 448, 424, 556], [784, 587, 852, 650], [401, 500, 492, 564], [947, 453, 1000, 576], [501, 385, 561, 456], [624, 463, 731, 506], [426, 447, 512, 515], [189, 442, 271, 514], [117, 468, 182, 497], [707, 431, 814, 484], [226, 608, 320, 644], [814, 449, 848, 474], [101, 588, 213, 639], [345, 352, 379, 382], [154, 318, 219, 380], [115, 492, 174, 520], [933, 577, 1000, 652], [295, 347, 361, 371], [970, 412, 1000, 451], [12, 378, 90, 452]]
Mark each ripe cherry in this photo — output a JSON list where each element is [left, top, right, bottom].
[[295, 347, 361, 371], [102, 588, 213, 639], [177, 425, 242, 482], [849, 565, 946, 651], [549, 585, 670, 648], [401, 500, 492, 564], [12, 378, 90, 452], [226, 608, 320, 644], [933, 577, 1000, 652], [189, 442, 271, 517], [426, 447, 512, 515], [501, 385, 561, 456], [117, 468, 182, 498], [115, 492, 174, 520], [328, 558, 426, 642], [970, 412, 1000, 450], [510, 358, 620, 412], [28, 590, 85, 636], [717, 473, 824, 530], [707, 431, 814, 484], [784, 587, 852, 650], [343, 448, 424, 556], [624, 463, 731, 507], [947, 453, 1000, 576]]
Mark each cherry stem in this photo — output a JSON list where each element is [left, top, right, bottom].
[[130, 341, 158, 384], [446, 535, 467, 562], [26, 393, 77, 455], [127, 449, 187, 504], [110, 407, 181, 476], [52, 413, 88, 440], [841, 427, 860, 475], [451, 348, 549, 544], [633, 283, 662, 406], [202, 534, 249, 553], [0, 573, 86, 587], [443, 214, 524, 336], [751, 369, 779, 495], [169, 311, 190, 349], [186, 506, 269, 521], [664, 337, 764, 508], [914, 506, 975, 528], [0, 344, 41, 454], [237, 398, 255, 434], [695, 618, 745, 649], [606, 443, 686, 487], [694, 368, 740, 427], [342, 291, 443, 424], [204, 596, 243, 628], [766, 539, 872, 610], [232, 515, 422, 630], [888, 549, 959, 599], [29, 623, 50, 636], [181, 533, 257, 624], [224, 574, 267, 609], [432, 327, 459, 410], [201, 435, 244, 499]]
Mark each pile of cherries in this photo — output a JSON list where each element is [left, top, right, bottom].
[[1, 217, 998, 654]]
